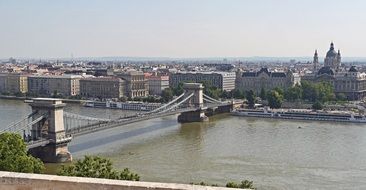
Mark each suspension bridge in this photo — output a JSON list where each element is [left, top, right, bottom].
[[1, 83, 236, 163]]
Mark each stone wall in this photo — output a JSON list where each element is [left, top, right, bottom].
[[0, 171, 248, 190]]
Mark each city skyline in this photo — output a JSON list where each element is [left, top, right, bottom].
[[1, 0, 366, 58]]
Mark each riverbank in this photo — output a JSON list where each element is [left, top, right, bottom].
[[0, 95, 86, 104]]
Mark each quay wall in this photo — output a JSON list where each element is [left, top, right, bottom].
[[0, 95, 85, 104], [0, 171, 248, 190]]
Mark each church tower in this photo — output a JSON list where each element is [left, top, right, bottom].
[[313, 50, 318, 71], [324, 42, 341, 70], [337, 49, 341, 68]]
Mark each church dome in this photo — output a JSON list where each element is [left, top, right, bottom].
[[326, 50, 337, 57], [326, 42, 337, 58], [318, 66, 334, 75]]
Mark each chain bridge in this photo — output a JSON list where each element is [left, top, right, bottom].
[[1, 83, 236, 163]]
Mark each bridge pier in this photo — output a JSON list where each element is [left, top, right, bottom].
[[28, 98, 72, 163], [178, 83, 209, 123], [178, 109, 209, 123]]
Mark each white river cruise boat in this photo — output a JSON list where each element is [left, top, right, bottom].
[[232, 108, 366, 123], [84, 101, 161, 111]]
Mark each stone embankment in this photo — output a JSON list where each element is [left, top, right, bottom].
[[0, 171, 250, 190]]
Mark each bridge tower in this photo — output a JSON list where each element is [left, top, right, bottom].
[[28, 98, 72, 163], [178, 83, 208, 123]]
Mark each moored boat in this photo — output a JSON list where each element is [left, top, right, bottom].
[[84, 100, 161, 111], [232, 108, 366, 123]]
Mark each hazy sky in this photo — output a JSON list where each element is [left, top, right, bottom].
[[1, 0, 366, 58]]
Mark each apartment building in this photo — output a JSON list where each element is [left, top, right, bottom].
[[28, 75, 81, 97], [0, 73, 28, 94], [80, 77, 125, 99]]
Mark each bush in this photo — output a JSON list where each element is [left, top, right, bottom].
[[57, 156, 140, 181], [192, 180, 255, 189], [226, 180, 255, 189]]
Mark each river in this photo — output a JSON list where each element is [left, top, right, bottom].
[[1, 99, 366, 190]]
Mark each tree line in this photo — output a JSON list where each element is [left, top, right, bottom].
[[163, 80, 344, 110]]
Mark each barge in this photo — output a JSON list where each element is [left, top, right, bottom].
[[232, 108, 366, 123]]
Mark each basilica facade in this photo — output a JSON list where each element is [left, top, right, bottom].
[[302, 43, 366, 100]]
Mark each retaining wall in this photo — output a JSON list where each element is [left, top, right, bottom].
[[0, 171, 248, 190]]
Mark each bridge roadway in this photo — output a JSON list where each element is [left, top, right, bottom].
[[66, 102, 231, 137]]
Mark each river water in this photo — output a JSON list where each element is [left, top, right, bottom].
[[1, 99, 366, 190]]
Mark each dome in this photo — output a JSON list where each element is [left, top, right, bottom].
[[318, 66, 334, 75], [326, 42, 337, 58], [326, 49, 337, 58], [349, 66, 358, 72]]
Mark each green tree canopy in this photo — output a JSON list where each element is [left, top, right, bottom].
[[232, 89, 245, 99], [284, 85, 302, 101], [246, 90, 256, 108], [172, 82, 184, 96], [273, 87, 284, 96], [57, 156, 140, 181], [259, 88, 267, 100], [161, 88, 174, 103], [201, 80, 223, 100], [299, 81, 335, 102], [221, 90, 231, 99], [0, 133, 45, 173], [301, 81, 319, 102], [267, 90, 284, 109]]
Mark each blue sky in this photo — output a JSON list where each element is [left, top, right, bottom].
[[1, 0, 366, 58]]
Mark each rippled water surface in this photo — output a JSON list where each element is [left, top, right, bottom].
[[1, 99, 366, 190]]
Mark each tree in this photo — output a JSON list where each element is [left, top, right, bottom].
[[0, 133, 45, 173], [267, 90, 283, 109], [172, 83, 184, 96], [232, 89, 245, 99], [246, 90, 256, 108], [300, 81, 335, 103], [202, 80, 222, 99], [221, 90, 231, 99], [273, 87, 284, 96], [317, 82, 335, 102], [57, 156, 140, 181], [161, 88, 173, 103], [312, 101, 323, 110], [284, 85, 302, 101], [301, 81, 318, 102], [259, 88, 266, 100]]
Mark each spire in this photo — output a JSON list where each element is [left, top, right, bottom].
[[338, 49, 341, 55], [330, 42, 334, 50], [313, 49, 319, 71]]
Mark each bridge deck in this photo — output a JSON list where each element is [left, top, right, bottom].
[[67, 103, 232, 137], [26, 139, 50, 149]]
